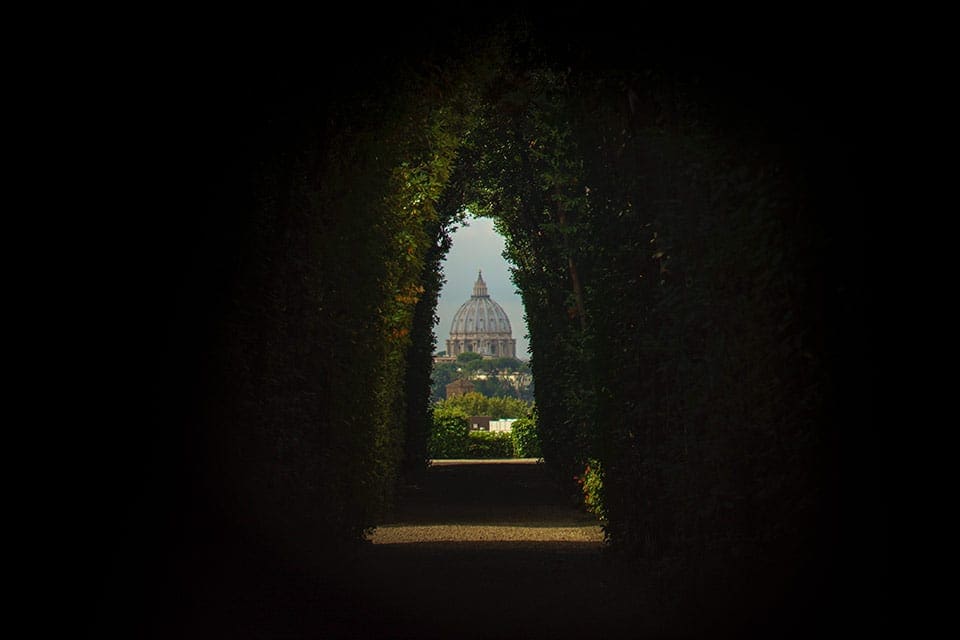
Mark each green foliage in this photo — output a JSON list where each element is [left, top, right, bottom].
[[431, 356, 533, 401], [510, 416, 541, 458], [465, 431, 515, 458], [459, 61, 597, 490], [475, 372, 534, 401], [575, 460, 606, 521], [456, 351, 483, 363], [435, 392, 532, 419], [452, 41, 834, 621], [199, 49, 484, 562], [199, 24, 847, 627], [487, 356, 521, 372], [427, 405, 470, 458], [459, 357, 487, 374], [429, 361, 461, 402]]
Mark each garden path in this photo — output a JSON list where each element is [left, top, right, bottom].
[[349, 459, 653, 638]]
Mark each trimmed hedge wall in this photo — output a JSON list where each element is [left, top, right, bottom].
[[465, 432, 515, 459], [427, 406, 541, 459]]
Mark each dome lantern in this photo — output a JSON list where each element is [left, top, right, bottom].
[[472, 270, 489, 298]]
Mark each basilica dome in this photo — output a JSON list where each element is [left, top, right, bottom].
[[447, 271, 516, 358]]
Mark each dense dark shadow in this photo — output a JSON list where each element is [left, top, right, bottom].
[[356, 543, 649, 639], [109, 461, 851, 639], [71, 16, 875, 638], [117, 461, 648, 639]]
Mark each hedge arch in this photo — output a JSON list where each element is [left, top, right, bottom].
[[86, 18, 871, 635]]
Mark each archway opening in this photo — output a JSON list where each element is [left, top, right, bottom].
[[90, 18, 871, 639]]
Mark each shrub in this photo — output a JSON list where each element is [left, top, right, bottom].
[[511, 416, 541, 458], [435, 392, 532, 420], [576, 459, 606, 521], [428, 406, 470, 458], [465, 431, 515, 458]]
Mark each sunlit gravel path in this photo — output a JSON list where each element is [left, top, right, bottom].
[[368, 458, 603, 546], [351, 459, 653, 639]]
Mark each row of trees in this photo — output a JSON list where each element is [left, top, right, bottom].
[[434, 391, 533, 420], [430, 353, 534, 401]]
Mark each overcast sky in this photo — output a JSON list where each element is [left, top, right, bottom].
[[435, 215, 530, 359]]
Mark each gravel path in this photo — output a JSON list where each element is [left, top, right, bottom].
[[107, 459, 835, 638], [368, 458, 603, 544], [133, 459, 659, 639], [370, 523, 601, 544], [350, 460, 654, 639]]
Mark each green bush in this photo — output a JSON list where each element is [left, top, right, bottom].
[[511, 417, 541, 458], [435, 392, 532, 420], [576, 459, 606, 521], [428, 406, 470, 458], [465, 431, 515, 458]]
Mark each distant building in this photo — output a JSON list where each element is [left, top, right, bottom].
[[469, 416, 491, 431], [467, 417, 517, 433], [447, 271, 516, 359], [445, 378, 475, 399]]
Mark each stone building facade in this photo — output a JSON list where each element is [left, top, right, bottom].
[[444, 378, 475, 399], [446, 271, 516, 359]]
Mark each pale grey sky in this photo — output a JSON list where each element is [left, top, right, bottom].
[[435, 215, 530, 359]]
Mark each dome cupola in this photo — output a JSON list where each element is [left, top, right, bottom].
[[447, 270, 516, 358]]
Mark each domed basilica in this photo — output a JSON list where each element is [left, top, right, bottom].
[[446, 271, 516, 359]]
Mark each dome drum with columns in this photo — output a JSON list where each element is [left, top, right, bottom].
[[446, 271, 516, 359]]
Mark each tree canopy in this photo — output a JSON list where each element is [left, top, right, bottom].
[[434, 392, 533, 420]]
